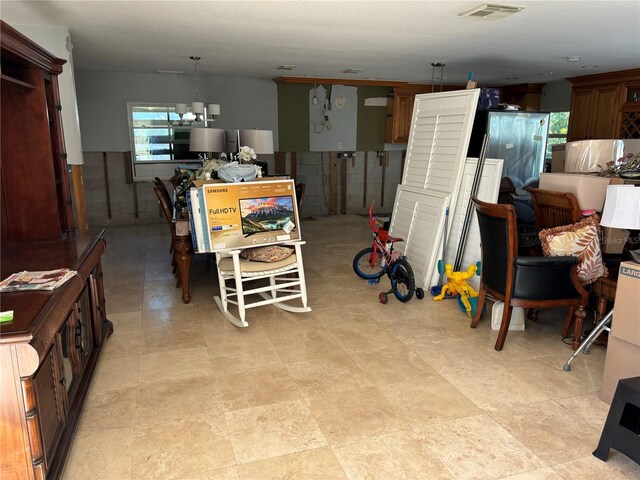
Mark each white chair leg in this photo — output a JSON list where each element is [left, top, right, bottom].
[[295, 243, 309, 308], [232, 252, 246, 324], [269, 275, 277, 300], [215, 252, 228, 310]]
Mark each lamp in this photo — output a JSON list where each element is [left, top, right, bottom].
[[189, 128, 225, 160], [238, 129, 274, 155], [601, 184, 640, 261], [174, 56, 221, 125]]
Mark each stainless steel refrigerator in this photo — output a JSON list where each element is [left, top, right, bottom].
[[467, 110, 550, 187]]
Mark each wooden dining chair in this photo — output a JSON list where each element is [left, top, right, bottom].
[[154, 177, 175, 254], [528, 187, 582, 229], [471, 196, 589, 351], [153, 186, 179, 282]]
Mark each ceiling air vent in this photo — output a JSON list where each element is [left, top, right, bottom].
[[459, 4, 524, 20]]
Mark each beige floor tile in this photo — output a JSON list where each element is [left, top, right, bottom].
[[287, 354, 373, 398], [179, 466, 239, 480], [136, 375, 221, 427], [237, 447, 347, 480], [138, 347, 213, 384], [440, 364, 551, 412], [77, 386, 137, 435], [499, 467, 563, 479], [551, 451, 640, 479], [140, 323, 207, 353], [379, 377, 483, 429], [347, 343, 440, 386], [333, 429, 454, 480], [108, 311, 143, 333], [90, 354, 140, 394], [419, 414, 545, 480], [208, 333, 284, 373], [259, 310, 324, 336], [554, 391, 610, 431], [107, 291, 143, 314], [267, 327, 347, 363], [101, 326, 142, 359], [305, 386, 409, 445], [141, 305, 202, 329], [489, 400, 602, 466], [323, 318, 407, 353], [224, 399, 326, 464], [132, 416, 234, 479], [216, 365, 302, 412], [62, 428, 133, 480]]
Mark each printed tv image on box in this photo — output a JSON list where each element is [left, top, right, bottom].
[[240, 195, 296, 237]]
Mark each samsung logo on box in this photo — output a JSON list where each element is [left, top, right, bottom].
[[209, 188, 228, 193], [620, 265, 640, 279]]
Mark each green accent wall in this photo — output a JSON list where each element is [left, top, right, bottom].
[[277, 83, 310, 152], [277, 83, 392, 152], [356, 86, 392, 151]]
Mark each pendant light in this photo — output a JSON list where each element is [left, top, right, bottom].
[[174, 56, 220, 125], [190, 56, 204, 122]]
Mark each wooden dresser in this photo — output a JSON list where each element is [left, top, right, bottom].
[[0, 232, 113, 480], [1, 21, 113, 479]]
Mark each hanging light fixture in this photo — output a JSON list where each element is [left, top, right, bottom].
[[190, 56, 204, 122], [175, 56, 220, 125]]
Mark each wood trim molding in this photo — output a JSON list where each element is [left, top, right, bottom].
[[1, 21, 65, 74], [70, 165, 88, 230], [274, 76, 417, 87], [566, 68, 640, 87]]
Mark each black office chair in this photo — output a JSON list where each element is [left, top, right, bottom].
[[471, 196, 589, 351]]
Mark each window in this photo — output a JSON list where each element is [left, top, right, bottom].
[[546, 111, 569, 159], [128, 103, 202, 163]]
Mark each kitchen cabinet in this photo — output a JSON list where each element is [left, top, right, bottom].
[[385, 84, 464, 144], [499, 83, 544, 111], [567, 68, 640, 141]]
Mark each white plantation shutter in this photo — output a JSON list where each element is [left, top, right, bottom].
[[390, 187, 449, 289], [428, 158, 504, 290], [390, 90, 480, 289]]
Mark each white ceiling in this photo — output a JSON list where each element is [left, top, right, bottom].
[[2, 0, 639, 85]]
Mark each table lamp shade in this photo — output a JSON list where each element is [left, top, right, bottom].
[[239, 129, 274, 154], [601, 185, 640, 230], [190, 128, 225, 153]]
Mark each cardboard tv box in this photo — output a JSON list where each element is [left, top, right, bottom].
[[599, 261, 640, 404], [199, 179, 301, 251], [538, 173, 623, 212]]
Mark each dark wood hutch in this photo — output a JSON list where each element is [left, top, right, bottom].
[[1, 21, 112, 480]]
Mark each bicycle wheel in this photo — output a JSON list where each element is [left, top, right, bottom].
[[392, 257, 415, 302], [353, 247, 386, 279]]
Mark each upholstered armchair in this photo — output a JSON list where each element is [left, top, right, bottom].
[[470, 196, 589, 351]]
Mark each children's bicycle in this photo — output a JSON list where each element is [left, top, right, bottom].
[[352, 205, 424, 304]]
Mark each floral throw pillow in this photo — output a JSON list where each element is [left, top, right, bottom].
[[538, 215, 607, 285], [240, 245, 294, 263]]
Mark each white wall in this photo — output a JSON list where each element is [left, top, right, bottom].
[[74, 71, 278, 152], [13, 25, 85, 165], [541, 79, 572, 112]]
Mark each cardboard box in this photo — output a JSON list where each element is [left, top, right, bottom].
[[200, 179, 301, 251], [550, 144, 566, 173], [491, 301, 525, 331], [600, 335, 640, 404], [538, 173, 613, 211], [610, 261, 640, 346]]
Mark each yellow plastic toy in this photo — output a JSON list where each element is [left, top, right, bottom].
[[433, 263, 480, 318]]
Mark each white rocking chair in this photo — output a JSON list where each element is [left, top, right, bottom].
[[213, 241, 311, 327]]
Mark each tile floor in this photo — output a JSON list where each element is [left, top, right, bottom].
[[62, 215, 639, 480]]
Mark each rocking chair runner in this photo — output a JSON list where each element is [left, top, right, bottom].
[[213, 240, 311, 327]]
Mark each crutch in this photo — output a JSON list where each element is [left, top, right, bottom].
[[563, 309, 614, 372]]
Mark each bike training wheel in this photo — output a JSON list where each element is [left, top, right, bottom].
[[415, 287, 425, 300], [353, 247, 386, 280], [392, 258, 415, 303], [379, 292, 388, 304]]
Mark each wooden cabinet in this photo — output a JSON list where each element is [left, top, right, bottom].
[[385, 92, 417, 143], [1, 21, 74, 245], [385, 84, 464, 143], [499, 83, 544, 111], [567, 68, 640, 141], [0, 232, 112, 480], [0, 21, 112, 480]]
